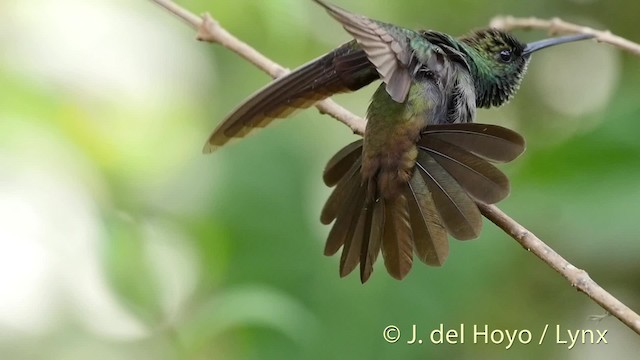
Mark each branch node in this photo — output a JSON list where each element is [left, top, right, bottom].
[[549, 17, 563, 35], [196, 13, 219, 43], [517, 230, 529, 240]]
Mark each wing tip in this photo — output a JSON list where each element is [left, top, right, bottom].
[[313, 0, 343, 15], [202, 141, 218, 154]]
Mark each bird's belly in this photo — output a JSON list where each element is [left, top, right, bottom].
[[361, 120, 423, 199]]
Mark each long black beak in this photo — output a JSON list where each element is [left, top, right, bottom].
[[523, 33, 594, 55]]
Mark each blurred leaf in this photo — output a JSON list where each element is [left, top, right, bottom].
[[178, 285, 318, 355], [102, 212, 163, 326]]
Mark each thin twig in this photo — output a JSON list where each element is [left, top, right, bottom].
[[152, 0, 201, 26], [150, 0, 640, 335], [478, 203, 640, 334], [490, 16, 640, 56]]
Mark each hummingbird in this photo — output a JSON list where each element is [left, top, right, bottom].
[[204, 0, 593, 282]]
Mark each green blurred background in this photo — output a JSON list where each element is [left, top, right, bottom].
[[1, 0, 639, 358]]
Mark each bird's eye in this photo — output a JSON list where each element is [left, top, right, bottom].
[[498, 49, 513, 63]]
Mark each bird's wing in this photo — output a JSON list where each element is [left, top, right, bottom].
[[204, 41, 378, 153], [313, 0, 415, 103]]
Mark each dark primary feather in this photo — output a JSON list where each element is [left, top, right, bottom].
[[322, 123, 525, 282], [204, 41, 378, 152]]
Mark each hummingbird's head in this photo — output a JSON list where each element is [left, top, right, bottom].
[[460, 29, 529, 108], [460, 29, 593, 108]]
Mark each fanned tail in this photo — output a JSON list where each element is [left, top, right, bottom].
[[321, 123, 525, 282], [204, 41, 378, 152]]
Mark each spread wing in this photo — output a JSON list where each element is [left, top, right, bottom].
[[204, 41, 378, 153], [313, 0, 415, 103]]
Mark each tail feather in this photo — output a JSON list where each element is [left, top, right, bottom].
[[325, 168, 364, 257], [320, 157, 361, 226], [322, 123, 526, 282], [339, 186, 368, 277], [204, 42, 377, 152], [405, 171, 449, 266], [360, 199, 383, 282], [421, 123, 525, 162], [416, 151, 482, 240], [323, 140, 363, 186], [381, 196, 414, 280], [420, 137, 509, 204]]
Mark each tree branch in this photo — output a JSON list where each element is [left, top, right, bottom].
[[477, 203, 640, 334], [150, 0, 640, 335], [490, 16, 640, 56]]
